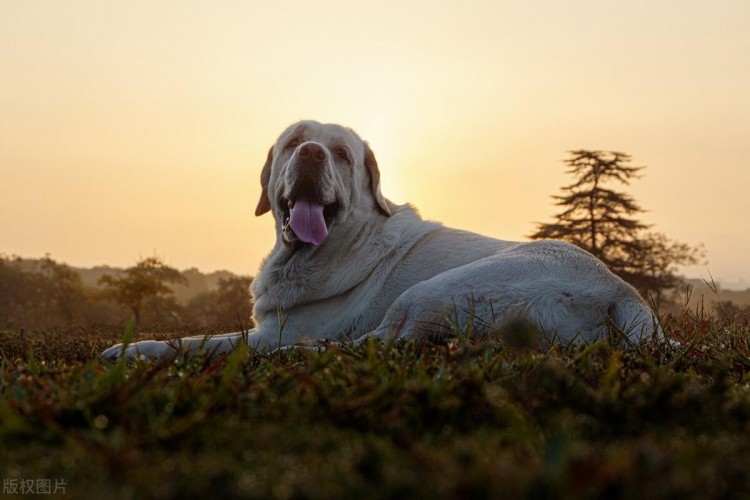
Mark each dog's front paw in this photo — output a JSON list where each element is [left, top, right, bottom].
[[101, 340, 178, 363]]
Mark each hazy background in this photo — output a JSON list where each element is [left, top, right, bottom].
[[1, 1, 748, 287]]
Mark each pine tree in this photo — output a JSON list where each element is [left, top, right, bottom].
[[531, 150, 702, 307]]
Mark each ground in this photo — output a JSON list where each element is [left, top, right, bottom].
[[1, 314, 750, 499]]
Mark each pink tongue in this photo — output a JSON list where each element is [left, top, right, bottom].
[[289, 198, 328, 245]]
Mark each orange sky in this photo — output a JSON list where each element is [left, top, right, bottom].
[[1, 1, 749, 288]]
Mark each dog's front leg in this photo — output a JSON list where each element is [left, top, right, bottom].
[[101, 331, 252, 364]]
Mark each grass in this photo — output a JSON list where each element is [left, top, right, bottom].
[[1, 314, 750, 499]]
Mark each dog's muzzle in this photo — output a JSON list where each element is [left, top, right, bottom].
[[280, 143, 340, 246]]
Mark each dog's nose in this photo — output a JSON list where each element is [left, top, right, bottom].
[[298, 143, 327, 167]]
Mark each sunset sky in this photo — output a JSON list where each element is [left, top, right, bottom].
[[1, 1, 748, 288]]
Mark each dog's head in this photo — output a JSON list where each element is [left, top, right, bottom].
[[254, 121, 391, 247]]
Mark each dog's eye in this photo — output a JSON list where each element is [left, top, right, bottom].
[[333, 147, 350, 163], [285, 138, 300, 151]]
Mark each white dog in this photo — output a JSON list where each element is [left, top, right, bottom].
[[103, 121, 658, 361]]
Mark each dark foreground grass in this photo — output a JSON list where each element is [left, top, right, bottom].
[[2, 315, 750, 499]]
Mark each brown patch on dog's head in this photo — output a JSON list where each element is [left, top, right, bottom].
[[364, 143, 391, 217], [254, 145, 274, 216]]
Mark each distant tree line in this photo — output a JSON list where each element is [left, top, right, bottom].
[[0, 254, 253, 331], [713, 300, 750, 323]]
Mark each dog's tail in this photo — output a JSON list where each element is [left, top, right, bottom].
[[610, 298, 663, 342]]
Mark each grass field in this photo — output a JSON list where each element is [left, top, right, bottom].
[[2, 313, 750, 499]]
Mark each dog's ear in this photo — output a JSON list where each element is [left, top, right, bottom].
[[364, 143, 392, 217], [254, 146, 274, 216]]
